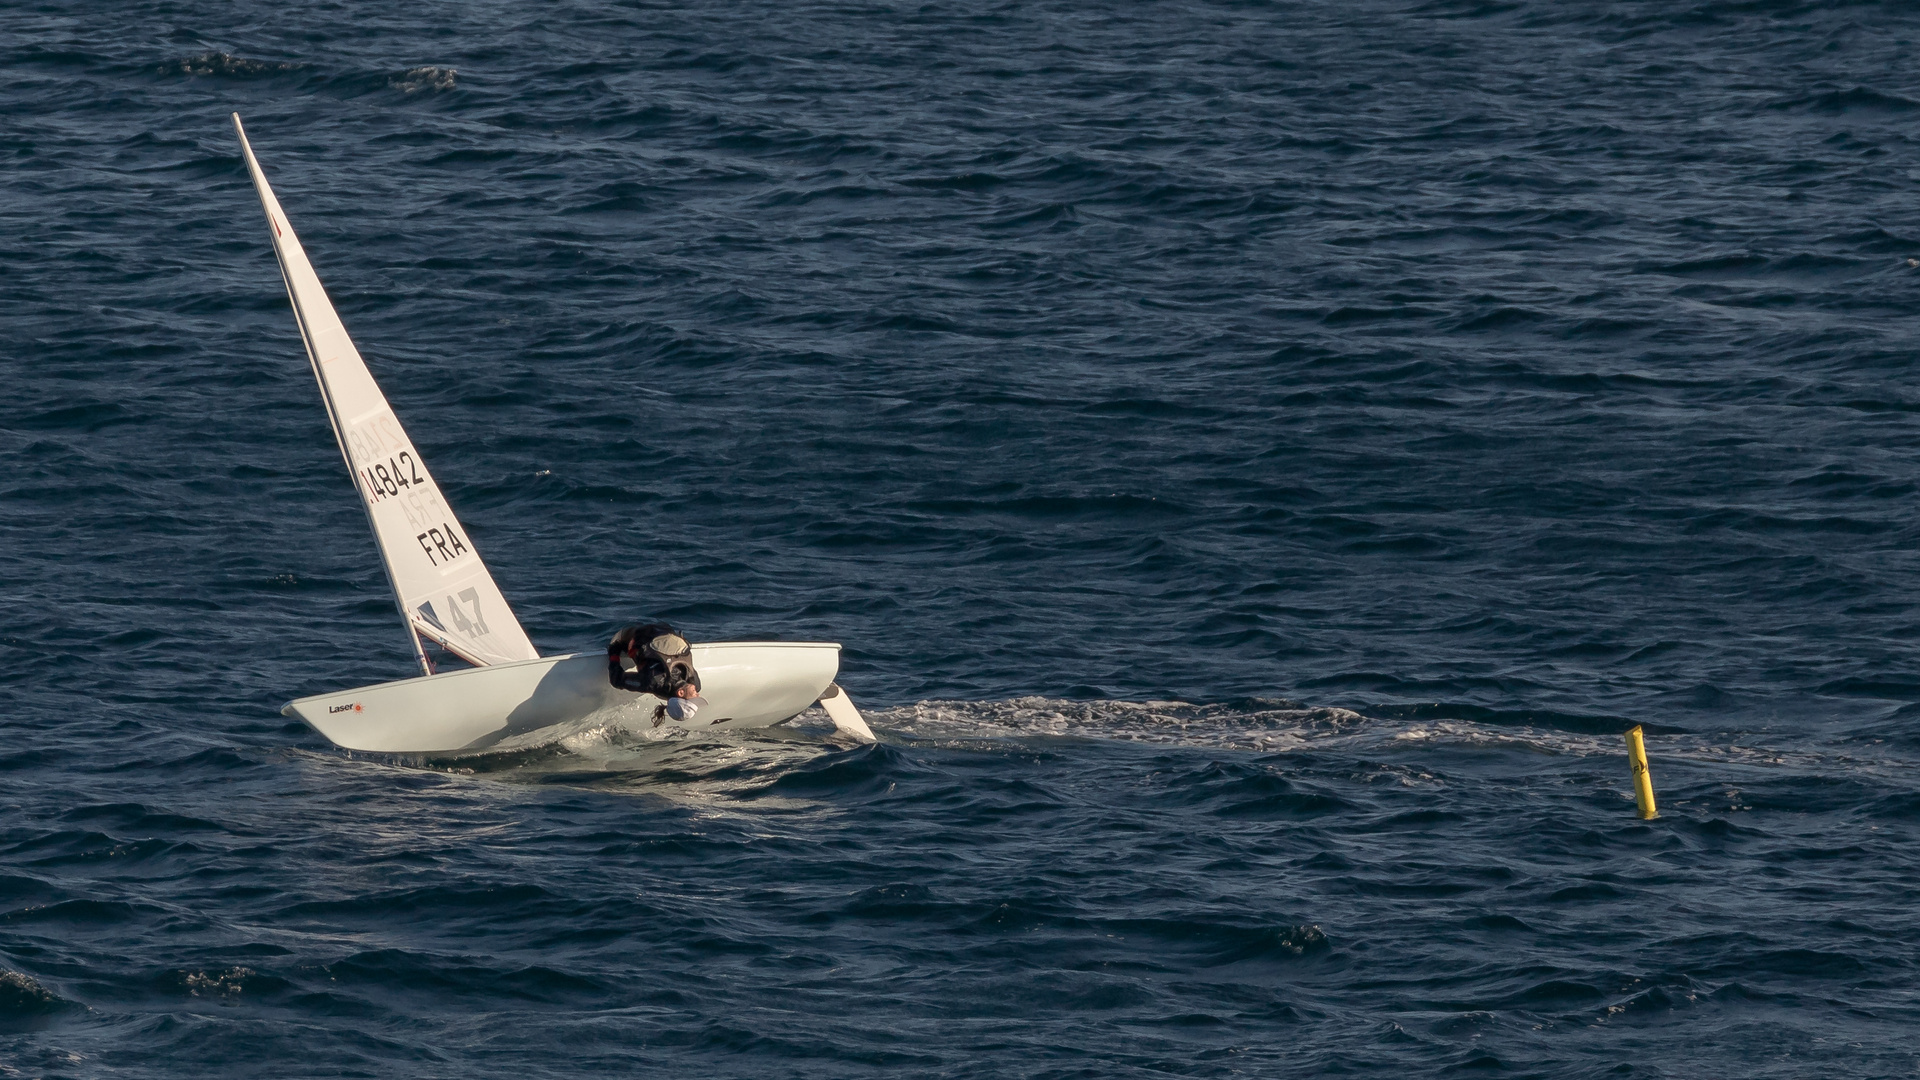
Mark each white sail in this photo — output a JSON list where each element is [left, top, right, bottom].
[[233, 113, 540, 671]]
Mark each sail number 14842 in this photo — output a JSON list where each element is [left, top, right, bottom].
[[361, 451, 424, 502]]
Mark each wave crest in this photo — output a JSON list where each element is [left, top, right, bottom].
[[163, 52, 305, 78], [391, 66, 457, 92]]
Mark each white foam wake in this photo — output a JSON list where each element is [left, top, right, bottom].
[[869, 696, 1367, 753]]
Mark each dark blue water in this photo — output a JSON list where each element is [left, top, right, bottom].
[[6, 1, 1920, 1074]]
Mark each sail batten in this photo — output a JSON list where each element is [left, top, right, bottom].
[[234, 113, 541, 671]]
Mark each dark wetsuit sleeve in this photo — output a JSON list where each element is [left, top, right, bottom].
[[607, 626, 638, 689]]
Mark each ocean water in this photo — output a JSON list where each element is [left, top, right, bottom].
[[5, 0, 1920, 1074]]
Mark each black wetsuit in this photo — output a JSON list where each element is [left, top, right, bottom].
[[607, 623, 701, 697]]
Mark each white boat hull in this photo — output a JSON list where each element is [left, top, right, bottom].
[[282, 642, 841, 754]]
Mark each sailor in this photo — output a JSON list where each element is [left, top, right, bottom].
[[607, 623, 706, 722]]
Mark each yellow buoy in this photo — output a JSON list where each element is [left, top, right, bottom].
[[1624, 725, 1658, 820]]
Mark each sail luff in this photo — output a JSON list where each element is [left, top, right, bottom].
[[232, 113, 541, 670], [282, 262, 365, 502]]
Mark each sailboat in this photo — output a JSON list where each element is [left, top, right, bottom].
[[233, 114, 873, 753]]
